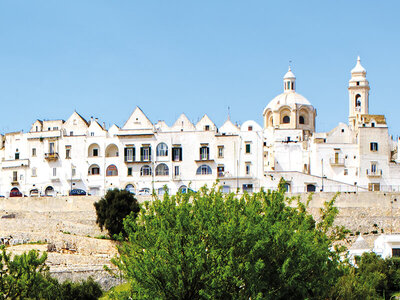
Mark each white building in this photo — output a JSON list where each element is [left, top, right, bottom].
[[0, 57, 399, 197]]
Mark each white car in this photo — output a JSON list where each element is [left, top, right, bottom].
[[137, 188, 151, 196]]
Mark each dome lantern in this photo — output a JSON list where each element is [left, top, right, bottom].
[[283, 66, 296, 92]]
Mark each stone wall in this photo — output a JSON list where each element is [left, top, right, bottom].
[[1, 192, 400, 289]]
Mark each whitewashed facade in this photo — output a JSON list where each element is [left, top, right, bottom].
[[0, 57, 399, 197]]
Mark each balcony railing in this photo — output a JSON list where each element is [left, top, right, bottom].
[[45, 152, 59, 161], [366, 169, 382, 177], [329, 157, 345, 166]]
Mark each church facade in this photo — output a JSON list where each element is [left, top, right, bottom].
[[0, 57, 399, 197]]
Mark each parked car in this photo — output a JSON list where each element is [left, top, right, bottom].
[[69, 189, 87, 196], [138, 188, 151, 196], [9, 190, 23, 197]]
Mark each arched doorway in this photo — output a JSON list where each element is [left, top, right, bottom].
[[45, 186, 55, 197]]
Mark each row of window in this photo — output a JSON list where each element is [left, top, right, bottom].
[[87, 164, 214, 177], [21, 143, 253, 161]]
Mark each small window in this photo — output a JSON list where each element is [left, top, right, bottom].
[[218, 146, 224, 158], [174, 166, 180, 176], [248, 126, 253, 131], [392, 249, 400, 257], [32, 148, 36, 157], [65, 146, 71, 159], [72, 167, 76, 177], [32, 168, 37, 177], [245, 143, 251, 154], [245, 163, 251, 175], [15, 152, 19, 160], [93, 148, 99, 157], [344, 169, 348, 176], [356, 81, 360, 86], [283, 116, 290, 124], [370, 142, 378, 152], [204, 125, 210, 131], [172, 147, 182, 162], [127, 167, 133, 176], [299, 116, 305, 124], [217, 166, 224, 177], [90, 132, 94, 136], [200, 146, 210, 160], [371, 123, 375, 127], [341, 129, 345, 133], [52, 168, 57, 177], [70, 131, 74, 136]]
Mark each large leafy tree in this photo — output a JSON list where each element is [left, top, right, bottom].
[[94, 188, 140, 238], [113, 186, 345, 299]]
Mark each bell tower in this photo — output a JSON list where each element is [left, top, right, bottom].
[[348, 56, 370, 129]]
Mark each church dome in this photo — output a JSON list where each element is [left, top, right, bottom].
[[265, 91, 311, 111]]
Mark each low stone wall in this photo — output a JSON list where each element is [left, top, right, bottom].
[[1, 192, 400, 289]]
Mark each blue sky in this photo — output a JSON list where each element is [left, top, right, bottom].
[[0, 1, 399, 135]]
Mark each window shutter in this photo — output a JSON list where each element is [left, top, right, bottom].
[[179, 148, 182, 161], [124, 148, 128, 161], [140, 147, 144, 161]]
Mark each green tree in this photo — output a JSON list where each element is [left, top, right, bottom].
[[0, 246, 50, 299], [333, 252, 400, 300], [113, 186, 344, 299], [0, 246, 103, 299], [94, 188, 140, 238]]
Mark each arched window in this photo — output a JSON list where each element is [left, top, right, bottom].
[[306, 184, 316, 192], [88, 164, 100, 175], [105, 144, 119, 157], [196, 164, 212, 175], [140, 165, 152, 176], [125, 184, 136, 194], [299, 116, 305, 124], [155, 163, 169, 176], [355, 94, 361, 107], [106, 164, 118, 176], [283, 116, 290, 124], [156, 143, 168, 157], [88, 143, 100, 157]]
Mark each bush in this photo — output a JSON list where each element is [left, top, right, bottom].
[[94, 188, 140, 238]]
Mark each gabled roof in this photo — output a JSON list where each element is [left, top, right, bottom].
[[64, 111, 89, 127], [88, 120, 106, 132], [219, 118, 239, 134], [171, 114, 195, 131], [154, 120, 170, 132], [195, 114, 216, 131], [122, 107, 153, 130]]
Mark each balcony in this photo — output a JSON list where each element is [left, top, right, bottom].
[[366, 169, 382, 177], [329, 157, 345, 167], [45, 152, 59, 161]]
